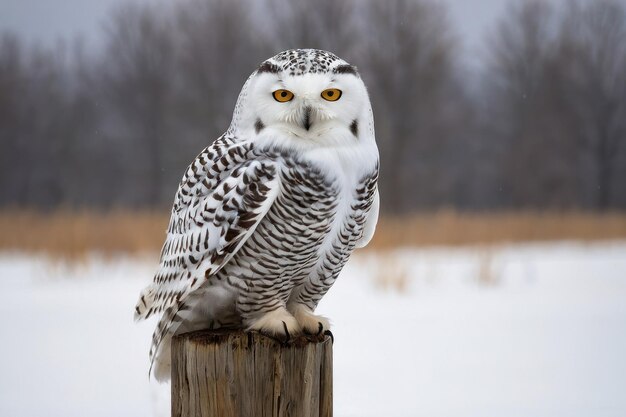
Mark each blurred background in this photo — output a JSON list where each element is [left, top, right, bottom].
[[0, 0, 625, 416]]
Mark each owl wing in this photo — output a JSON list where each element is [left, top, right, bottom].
[[355, 187, 379, 248], [134, 136, 280, 322]]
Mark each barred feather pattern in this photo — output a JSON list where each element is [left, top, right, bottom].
[[221, 158, 378, 318], [134, 133, 378, 379]]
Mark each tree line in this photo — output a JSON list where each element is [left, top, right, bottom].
[[0, 0, 625, 213]]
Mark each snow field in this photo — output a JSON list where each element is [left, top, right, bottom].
[[0, 242, 625, 417]]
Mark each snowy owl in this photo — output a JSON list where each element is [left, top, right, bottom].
[[134, 49, 379, 381]]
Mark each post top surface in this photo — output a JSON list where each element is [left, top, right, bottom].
[[173, 329, 332, 348]]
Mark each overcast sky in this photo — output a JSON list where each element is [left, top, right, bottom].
[[2, 0, 624, 56], [0, 0, 506, 47]]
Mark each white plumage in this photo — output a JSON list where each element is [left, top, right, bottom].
[[134, 49, 379, 381]]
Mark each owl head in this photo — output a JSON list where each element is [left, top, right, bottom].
[[229, 49, 374, 148]]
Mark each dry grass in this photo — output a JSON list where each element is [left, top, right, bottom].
[[0, 209, 169, 259], [371, 254, 410, 293], [1, 209, 626, 258], [369, 210, 626, 250]]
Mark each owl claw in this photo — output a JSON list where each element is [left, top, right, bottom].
[[281, 320, 291, 341], [324, 330, 334, 344], [247, 307, 300, 343], [257, 322, 292, 344], [302, 321, 324, 336], [290, 304, 330, 336]]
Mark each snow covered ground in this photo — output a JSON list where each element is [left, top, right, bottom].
[[1, 241, 625, 417]]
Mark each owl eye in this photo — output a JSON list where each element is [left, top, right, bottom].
[[321, 88, 342, 101], [272, 89, 294, 102]]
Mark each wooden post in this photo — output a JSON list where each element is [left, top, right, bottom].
[[171, 329, 333, 417]]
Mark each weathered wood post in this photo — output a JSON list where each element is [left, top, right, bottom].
[[171, 330, 333, 417]]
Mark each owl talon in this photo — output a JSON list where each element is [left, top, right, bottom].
[[290, 304, 330, 336], [324, 330, 334, 343], [281, 320, 291, 341], [247, 307, 300, 343], [302, 321, 324, 336]]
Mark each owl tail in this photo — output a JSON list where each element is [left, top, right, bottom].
[[134, 285, 157, 321], [152, 333, 173, 382], [148, 301, 192, 381]]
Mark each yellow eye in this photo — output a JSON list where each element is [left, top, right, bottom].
[[272, 89, 294, 102], [321, 88, 342, 101]]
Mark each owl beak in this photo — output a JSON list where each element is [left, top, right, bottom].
[[302, 106, 312, 131]]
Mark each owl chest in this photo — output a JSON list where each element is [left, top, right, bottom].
[[236, 167, 361, 268], [265, 169, 342, 253]]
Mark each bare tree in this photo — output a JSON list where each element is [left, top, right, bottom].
[[1, 0, 625, 212], [0, 34, 91, 208], [557, 0, 626, 209], [483, 0, 580, 208], [261, 0, 358, 58], [0, 34, 24, 206], [171, 0, 272, 152], [100, 3, 176, 206], [357, 0, 461, 212], [483, 0, 626, 210]]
